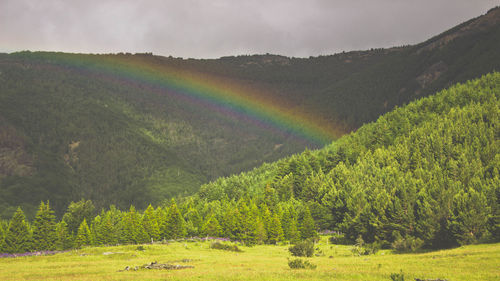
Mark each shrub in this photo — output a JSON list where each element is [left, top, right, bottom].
[[390, 270, 405, 281], [391, 233, 424, 253], [209, 241, 242, 252], [328, 232, 350, 245], [135, 246, 145, 251], [351, 235, 380, 255], [288, 239, 314, 257], [288, 258, 316, 269]]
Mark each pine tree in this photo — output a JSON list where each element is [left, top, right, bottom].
[[259, 204, 272, 242], [75, 218, 91, 248], [62, 199, 95, 236], [98, 206, 121, 245], [185, 207, 202, 237], [201, 214, 222, 237], [32, 201, 57, 251], [142, 204, 160, 242], [220, 206, 240, 240], [121, 205, 148, 244], [267, 212, 284, 244], [55, 220, 73, 250], [1, 207, 32, 253], [300, 207, 317, 240], [163, 199, 186, 239], [90, 215, 103, 246], [289, 216, 301, 243]]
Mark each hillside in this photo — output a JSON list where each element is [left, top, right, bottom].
[[197, 72, 499, 248], [0, 7, 499, 217]]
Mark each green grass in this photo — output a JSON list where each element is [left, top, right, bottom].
[[0, 239, 498, 280]]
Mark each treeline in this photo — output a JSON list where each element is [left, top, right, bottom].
[[0, 198, 318, 254], [197, 73, 500, 249]]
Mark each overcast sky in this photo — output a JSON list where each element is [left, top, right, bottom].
[[0, 0, 498, 58]]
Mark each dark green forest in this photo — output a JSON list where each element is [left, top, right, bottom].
[[0, 7, 499, 219], [1, 72, 498, 253]]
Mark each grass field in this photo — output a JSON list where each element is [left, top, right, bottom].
[[0, 239, 498, 280]]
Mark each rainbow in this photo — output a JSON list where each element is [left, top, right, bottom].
[[20, 52, 345, 145]]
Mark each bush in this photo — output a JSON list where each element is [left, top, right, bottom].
[[351, 235, 380, 255], [288, 239, 314, 257], [390, 270, 405, 281], [328, 232, 350, 245], [288, 258, 316, 269], [209, 241, 242, 252], [135, 246, 145, 251], [391, 233, 423, 253]]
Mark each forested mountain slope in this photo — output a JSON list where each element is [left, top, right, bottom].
[[0, 7, 499, 217], [197, 72, 499, 248]]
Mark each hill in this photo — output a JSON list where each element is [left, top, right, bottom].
[[0, 7, 499, 216], [197, 72, 499, 248]]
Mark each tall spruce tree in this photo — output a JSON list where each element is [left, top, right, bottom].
[[55, 220, 73, 250], [201, 214, 222, 237], [1, 207, 32, 253], [62, 200, 95, 235], [121, 205, 148, 244], [32, 201, 57, 250], [300, 207, 317, 240], [267, 212, 284, 244], [163, 199, 186, 239], [142, 204, 160, 242], [75, 218, 91, 248]]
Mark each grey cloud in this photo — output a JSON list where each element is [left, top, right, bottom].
[[0, 0, 498, 58]]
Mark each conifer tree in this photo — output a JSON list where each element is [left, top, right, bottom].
[[55, 220, 73, 250], [163, 199, 186, 239], [259, 204, 272, 242], [201, 214, 222, 237], [62, 199, 95, 235], [300, 207, 317, 240], [289, 216, 301, 243], [249, 202, 266, 244], [75, 218, 91, 248], [1, 207, 32, 253], [0, 222, 3, 245], [142, 204, 160, 242], [267, 212, 284, 244], [98, 206, 121, 245], [185, 207, 202, 237], [121, 205, 148, 244], [32, 201, 57, 250], [90, 215, 103, 246]]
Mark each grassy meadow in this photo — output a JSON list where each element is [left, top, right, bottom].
[[0, 238, 498, 281]]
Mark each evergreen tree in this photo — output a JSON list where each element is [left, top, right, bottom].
[[121, 205, 148, 244], [142, 204, 160, 242], [300, 207, 317, 240], [185, 207, 202, 237], [220, 206, 240, 240], [201, 214, 222, 237], [90, 215, 103, 246], [75, 218, 91, 248], [289, 216, 301, 243], [32, 201, 57, 251], [163, 199, 186, 239], [55, 220, 73, 250], [98, 206, 121, 245], [267, 212, 284, 244], [62, 199, 95, 235], [1, 207, 32, 253]]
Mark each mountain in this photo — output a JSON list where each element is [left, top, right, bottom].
[[0, 7, 499, 217]]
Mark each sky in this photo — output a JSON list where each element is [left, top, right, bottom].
[[0, 0, 498, 59]]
